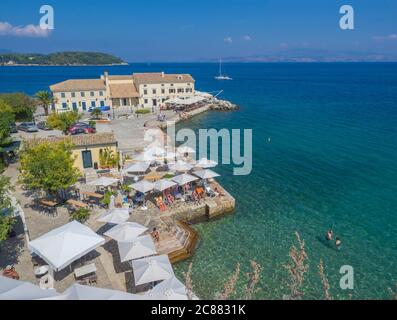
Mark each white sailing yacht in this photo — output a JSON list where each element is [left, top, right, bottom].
[[215, 58, 232, 80]]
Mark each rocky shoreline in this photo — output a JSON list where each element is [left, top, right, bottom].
[[208, 98, 239, 111]]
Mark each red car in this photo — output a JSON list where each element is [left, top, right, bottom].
[[68, 123, 96, 135]]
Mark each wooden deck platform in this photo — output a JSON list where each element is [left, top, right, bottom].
[[155, 220, 199, 264]]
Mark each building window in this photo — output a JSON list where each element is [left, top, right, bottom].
[[91, 101, 96, 107], [71, 92, 76, 98], [90, 91, 94, 97], [169, 89, 175, 94], [152, 89, 156, 94], [144, 89, 147, 95], [72, 102, 77, 110], [82, 102, 86, 110], [161, 84, 164, 87], [100, 101, 105, 106], [177, 88, 184, 93], [81, 92, 85, 97], [161, 89, 165, 94], [99, 91, 104, 96], [62, 103, 68, 109], [144, 99, 148, 104], [170, 84, 174, 86], [61, 92, 66, 98]]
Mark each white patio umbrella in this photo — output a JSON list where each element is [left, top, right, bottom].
[[144, 276, 199, 300], [130, 180, 155, 193], [195, 157, 218, 168], [172, 174, 199, 186], [131, 255, 174, 286], [193, 169, 220, 180], [118, 235, 157, 262], [97, 208, 129, 224], [28, 221, 105, 272], [125, 161, 151, 173], [87, 176, 119, 187], [154, 179, 177, 192], [0, 276, 60, 300], [169, 160, 193, 172], [130, 180, 155, 210], [61, 283, 143, 300], [177, 146, 196, 154], [104, 222, 147, 242]]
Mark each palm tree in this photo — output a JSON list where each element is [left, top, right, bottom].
[[35, 91, 54, 116]]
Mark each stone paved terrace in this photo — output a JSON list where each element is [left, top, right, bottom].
[[1, 161, 234, 294]]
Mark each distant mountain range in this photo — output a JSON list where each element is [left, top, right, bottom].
[[209, 49, 397, 62], [0, 51, 126, 66]]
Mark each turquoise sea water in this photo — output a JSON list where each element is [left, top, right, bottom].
[[1, 63, 396, 299]]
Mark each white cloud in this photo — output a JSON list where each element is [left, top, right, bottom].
[[0, 21, 51, 37], [242, 35, 252, 41], [372, 34, 397, 41], [224, 36, 233, 44]]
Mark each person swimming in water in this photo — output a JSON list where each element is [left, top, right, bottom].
[[326, 229, 334, 241], [335, 237, 342, 250]]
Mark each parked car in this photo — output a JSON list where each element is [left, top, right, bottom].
[[17, 122, 39, 132], [9, 123, 17, 133], [37, 121, 51, 131], [68, 122, 96, 135], [88, 105, 111, 112]]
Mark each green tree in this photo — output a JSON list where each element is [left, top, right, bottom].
[[19, 139, 80, 200], [47, 111, 81, 134], [0, 175, 15, 243], [0, 100, 15, 169], [0, 100, 14, 147], [91, 108, 102, 119], [35, 90, 54, 116], [0, 92, 36, 121], [70, 208, 91, 223]]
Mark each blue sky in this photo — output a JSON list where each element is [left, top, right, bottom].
[[1, 0, 397, 61]]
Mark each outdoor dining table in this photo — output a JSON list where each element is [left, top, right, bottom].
[[67, 199, 89, 209], [74, 263, 97, 279], [80, 191, 104, 199], [39, 199, 58, 207]]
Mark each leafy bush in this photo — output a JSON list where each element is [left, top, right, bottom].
[[91, 108, 102, 119], [101, 190, 117, 207], [0, 93, 36, 121], [135, 108, 151, 115], [99, 147, 119, 168], [47, 111, 81, 134], [70, 208, 90, 223], [88, 120, 96, 129], [163, 173, 175, 179], [0, 216, 16, 242]]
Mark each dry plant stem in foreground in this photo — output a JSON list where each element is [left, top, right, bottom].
[[244, 260, 262, 300], [184, 262, 194, 300], [216, 263, 241, 300], [318, 259, 333, 300], [284, 231, 309, 300]]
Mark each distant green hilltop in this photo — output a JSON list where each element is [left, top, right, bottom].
[[0, 51, 126, 66]]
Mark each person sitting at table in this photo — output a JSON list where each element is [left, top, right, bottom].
[[151, 228, 160, 242]]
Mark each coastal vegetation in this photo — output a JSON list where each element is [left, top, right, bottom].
[[47, 111, 81, 134], [19, 139, 80, 201], [0, 51, 125, 66], [90, 108, 102, 119], [0, 92, 36, 121], [0, 100, 15, 170], [0, 176, 15, 244]]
